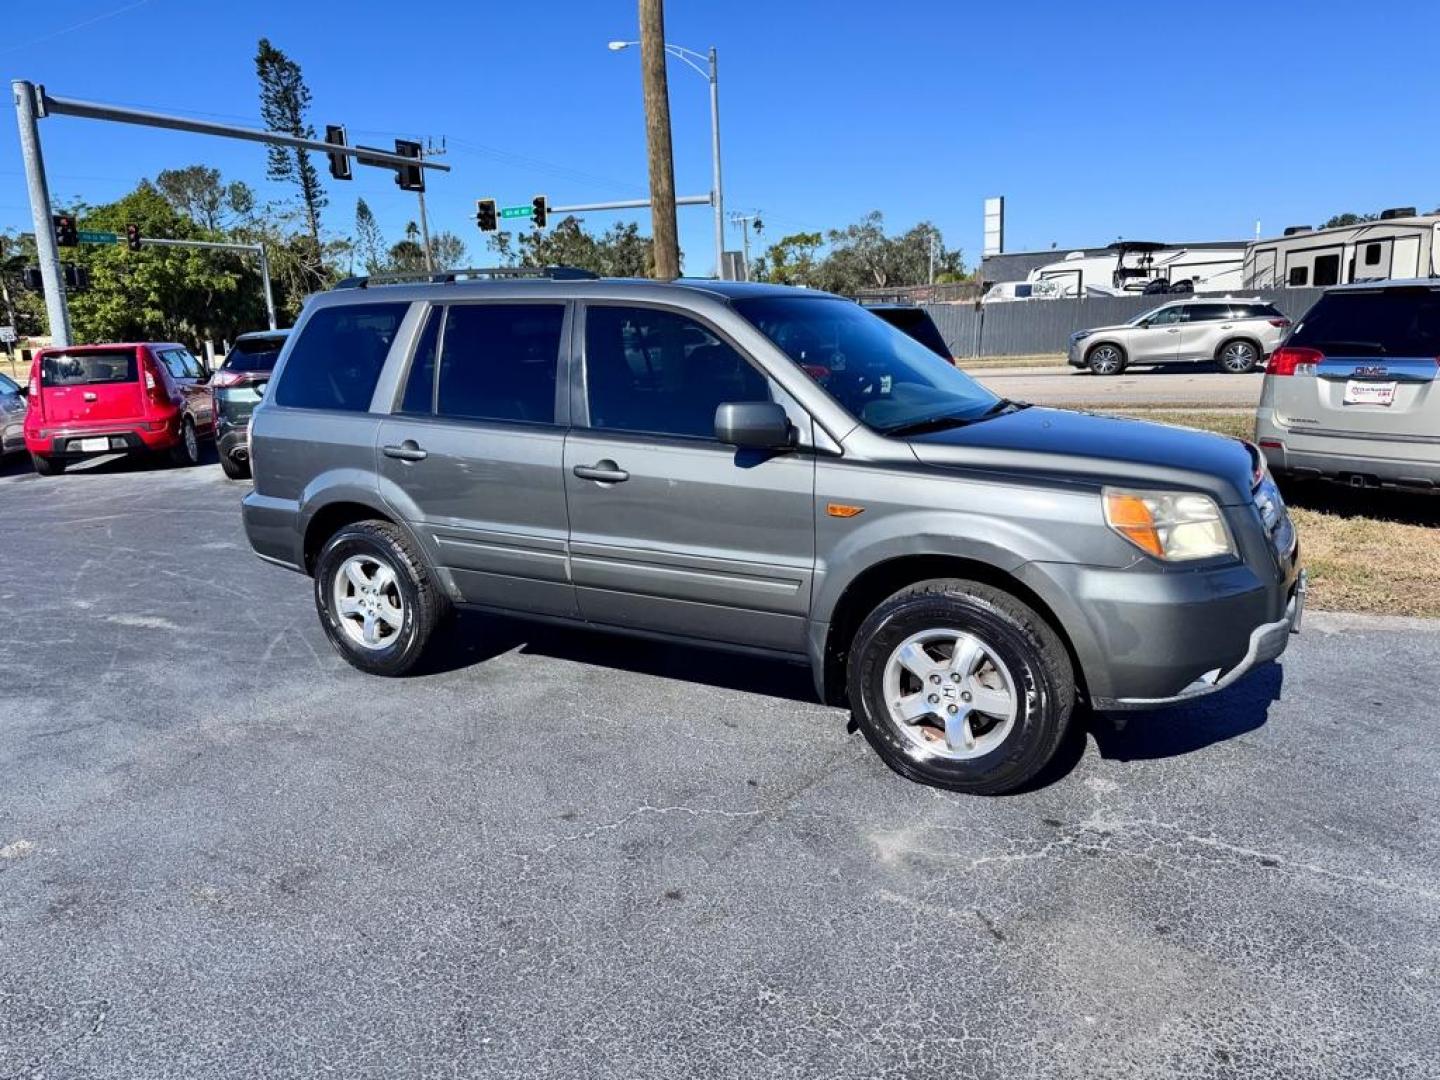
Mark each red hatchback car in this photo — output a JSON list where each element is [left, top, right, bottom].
[[23, 342, 215, 475]]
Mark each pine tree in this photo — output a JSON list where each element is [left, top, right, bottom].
[[255, 39, 326, 247], [354, 197, 387, 274]]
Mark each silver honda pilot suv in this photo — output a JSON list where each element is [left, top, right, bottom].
[[243, 269, 1305, 794]]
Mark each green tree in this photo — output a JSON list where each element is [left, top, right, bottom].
[[255, 39, 325, 247], [155, 166, 255, 232], [756, 231, 823, 285], [387, 222, 428, 273], [1322, 212, 1378, 229], [428, 230, 469, 271], [65, 182, 267, 345], [353, 197, 387, 274], [490, 216, 663, 277]]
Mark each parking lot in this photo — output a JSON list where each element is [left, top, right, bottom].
[[1, 455, 1436, 1078], [975, 363, 1265, 409]]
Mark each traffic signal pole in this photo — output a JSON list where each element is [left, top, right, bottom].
[[140, 237, 278, 331], [12, 82, 71, 345], [10, 79, 448, 345]]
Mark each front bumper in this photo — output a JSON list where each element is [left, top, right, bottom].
[[1092, 569, 1305, 709]]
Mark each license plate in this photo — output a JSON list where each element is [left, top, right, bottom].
[[79, 437, 110, 452], [1344, 380, 1396, 406]]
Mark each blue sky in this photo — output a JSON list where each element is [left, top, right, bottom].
[[3, 0, 1436, 275]]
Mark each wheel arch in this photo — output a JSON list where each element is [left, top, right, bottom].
[[302, 499, 398, 575], [1085, 338, 1128, 365], [816, 553, 1088, 708]]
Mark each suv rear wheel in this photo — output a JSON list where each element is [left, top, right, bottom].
[[1217, 339, 1259, 374], [1086, 343, 1127, 376], [846, 579, 1075, 795], [30, 452, 65, 476], [313, 520, 447, 676], [169, 417, 200, 467]]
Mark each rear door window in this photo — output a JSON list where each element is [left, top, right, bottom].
[[1184, 304, 1230, 323], [399, 307, 443, 415], [435, 304, 565, 424], [42, 349, 137, 386], [274, 303, 408, 412], [1288, 289, 1440, 357]]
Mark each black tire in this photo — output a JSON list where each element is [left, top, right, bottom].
[[846, 578, 1075, 795], [1216, 338, 1260, 374], [1086, 342, 1127, 376], [219, 452, 251, 480], [313, 519, 447, 677], [169, 417, 200, 467], [30, 452, 64, 476]]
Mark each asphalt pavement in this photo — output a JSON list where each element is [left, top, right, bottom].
[[971, 363, 1264, 409], [2, 455, 1437, 1078]]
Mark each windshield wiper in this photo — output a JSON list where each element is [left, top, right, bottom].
[[881, 399, 1025, 437]]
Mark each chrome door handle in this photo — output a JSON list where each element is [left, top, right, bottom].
[[383, 440, 427, 462], [573, 460, 629, 483]]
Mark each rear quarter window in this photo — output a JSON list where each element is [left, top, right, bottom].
[[273, 303, 408, 411], [42, 349, 138, 386], [1289, 289, 1440, 357]]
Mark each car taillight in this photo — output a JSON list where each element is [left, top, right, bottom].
[[210, 370, 248, 388], [141, 354, 168, 406], [1268, 318, 1292, 328], [1268, 346, 1322, 377]]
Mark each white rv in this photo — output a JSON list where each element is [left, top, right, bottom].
[[1243, 210, 1440, 289], [1024, 241, 1246, 298]]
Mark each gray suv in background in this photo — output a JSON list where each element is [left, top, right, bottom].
[[243, 270, 1304, 794], [1069, 298, 1291, 375]]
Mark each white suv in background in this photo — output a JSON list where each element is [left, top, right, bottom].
[[1068, 298, 1291, 375]]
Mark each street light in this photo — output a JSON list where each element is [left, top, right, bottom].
[[609, 39, 726, 279]]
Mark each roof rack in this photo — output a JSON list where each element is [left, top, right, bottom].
[[332, 265, 599, 290]]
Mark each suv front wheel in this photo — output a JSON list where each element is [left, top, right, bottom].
[[847, 579, 1075, 795], [313, 520, 447, 676]]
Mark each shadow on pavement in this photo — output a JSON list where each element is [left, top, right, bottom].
[[1280, 477, 1440, 527], [0, 441, 221, 479], [420, 611, 818, 704]]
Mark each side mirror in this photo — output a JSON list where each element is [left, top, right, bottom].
[[714, 401, 793, 450]]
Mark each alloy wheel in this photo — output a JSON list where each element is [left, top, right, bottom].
[[880, 628, 1019, 760], [332, 554, 405, 650]]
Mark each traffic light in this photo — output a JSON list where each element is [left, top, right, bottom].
[[62, 264, 91, 291], [53, 214, 77, 247], [531, 195, 548, 229], [325, 124, 352, 181], [22, 266, 42, 291], [476, 198, 498, 233], [125, 223, 142, 252], [393, 139, 423, 193]]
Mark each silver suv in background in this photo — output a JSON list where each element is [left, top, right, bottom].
[[1069, 298, 1291, 375], [1256, 280, 1440, 490], [242, 270, 1303, 795]]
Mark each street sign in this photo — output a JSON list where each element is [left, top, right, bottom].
[[499, 205, 533, 220], [77, 230, 118, 244], [0, 326, 16, 345]]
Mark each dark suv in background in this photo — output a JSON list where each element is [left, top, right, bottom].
[[211, 329, 289, 479], [242, 269, 1303, 795]]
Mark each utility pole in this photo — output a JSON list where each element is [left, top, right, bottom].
[[12, 81, 70, 346], [416, 137, 446, 273], [638, 0, 679, 279]]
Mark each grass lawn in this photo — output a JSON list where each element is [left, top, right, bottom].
[[1093, 408, 1440, 618], [957, 353, 1066, 370]]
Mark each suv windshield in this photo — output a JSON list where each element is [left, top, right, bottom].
[[734, 296, 1000, 434], [1289, 288, 1440, 357], [222, 335, 287, 373]]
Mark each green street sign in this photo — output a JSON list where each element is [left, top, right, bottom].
[[77, 230, 118, 244], [499, 205, 533, 220]]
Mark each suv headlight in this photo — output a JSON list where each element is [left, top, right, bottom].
[[1103, 487, 1233, 561], [1071, 331, 1091, 343]]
